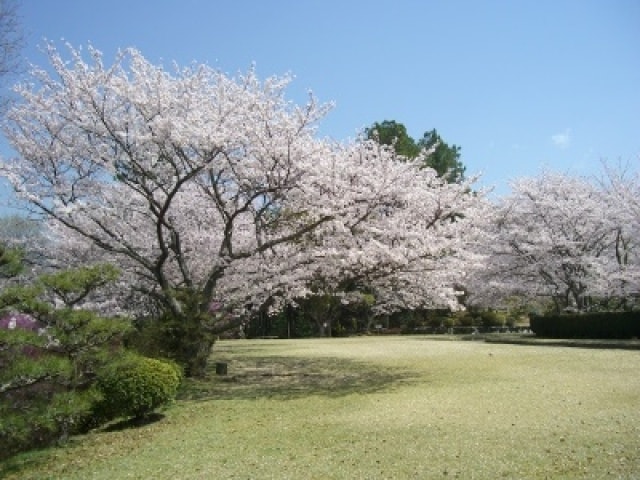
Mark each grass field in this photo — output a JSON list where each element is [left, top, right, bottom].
[[2, 336, 639, 479]]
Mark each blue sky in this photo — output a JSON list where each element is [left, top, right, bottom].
[[1, 0, 639, 212]]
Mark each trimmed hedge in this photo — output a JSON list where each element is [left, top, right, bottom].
[[93, 353, 182, 421], [530, 311, 640, 339]]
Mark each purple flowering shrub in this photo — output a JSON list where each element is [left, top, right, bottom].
[[0, 312, 44, 332], [0, 312, 47, 359]]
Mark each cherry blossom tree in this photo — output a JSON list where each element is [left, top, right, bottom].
[[598, 161, 640, 306], [219, 140, 486, 334], [466, 171, 637, 312], [1, 44, 484, 373]]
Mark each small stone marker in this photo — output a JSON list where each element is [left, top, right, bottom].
[[215, 362, 228, 375]]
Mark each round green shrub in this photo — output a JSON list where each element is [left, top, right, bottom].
[[94, 353, 182, 420], [479, 310, 504, 327], [452, 311, 475, 327]]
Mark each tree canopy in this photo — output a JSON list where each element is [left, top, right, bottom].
[[1, 43, 637, 365], [1, 44, 484, 373], [364, 120, 420, 159], [365, 120, 465, 182], [418, 129, 465, 183], [466, 170, 640, 313]]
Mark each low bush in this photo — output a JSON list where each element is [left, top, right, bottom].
[[93, 353, 182, 421], [0, 322, 102, 460], [0, 263, 142, 459], [127, 311, 216, 377], [479, 310, 505, 328], [452, 311, 475, 327], [0, 388, 100, 460]]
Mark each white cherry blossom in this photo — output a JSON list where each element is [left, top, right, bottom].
[[2, 43, 484, 323]]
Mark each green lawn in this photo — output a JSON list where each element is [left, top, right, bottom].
[[3, 336, 639, 479]]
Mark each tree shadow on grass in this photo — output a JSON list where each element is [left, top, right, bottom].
[[178, 355, 417, 401], [101, 412, 166, 432]]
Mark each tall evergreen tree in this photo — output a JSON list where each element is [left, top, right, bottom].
[[364, 120, 420, 159], [418, 129, 465, 183], [366, 121, 465, 183]]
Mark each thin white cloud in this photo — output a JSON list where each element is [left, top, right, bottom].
[[551, 128, 571, 149]]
